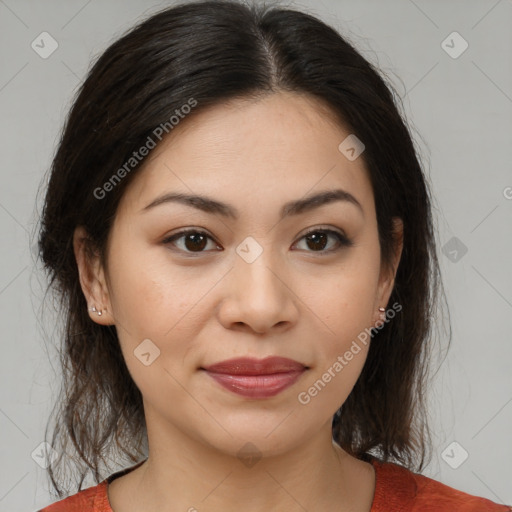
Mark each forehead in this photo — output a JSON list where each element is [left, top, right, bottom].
[[117, 91, 374, 217]]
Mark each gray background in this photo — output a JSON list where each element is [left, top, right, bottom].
[[1, 0, 511, 510]]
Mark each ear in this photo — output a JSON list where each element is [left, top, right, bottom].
[[373, 217, 403, 323], [73, 226, 115, 325]]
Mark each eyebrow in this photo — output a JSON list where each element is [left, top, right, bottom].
[[141, 188, 364, 219]]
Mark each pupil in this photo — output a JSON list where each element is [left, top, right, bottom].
[[307, 232, 327, 251], [185, 233, 207, 251]]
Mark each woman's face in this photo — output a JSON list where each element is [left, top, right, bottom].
[[76, 91, 402, 458]]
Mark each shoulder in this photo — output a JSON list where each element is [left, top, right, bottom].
[[35, 481, 110, 512], [371, 458, 511, 511], [411, 471, 511, 511], [36, 459, 146, 512]]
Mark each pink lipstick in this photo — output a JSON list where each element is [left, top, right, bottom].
[[202, 356, 307, 399]]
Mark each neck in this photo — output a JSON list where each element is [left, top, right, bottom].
[[122, 412, 375, 511]]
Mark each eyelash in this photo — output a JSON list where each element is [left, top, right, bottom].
[[162, 227, 353, 256]]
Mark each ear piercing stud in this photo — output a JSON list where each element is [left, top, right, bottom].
[[90, 306, 103, 316]]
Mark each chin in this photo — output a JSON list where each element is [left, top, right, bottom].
[[200, 414, 312, 459]]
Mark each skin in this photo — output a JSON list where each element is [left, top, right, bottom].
[[74, 91, 403, 512]]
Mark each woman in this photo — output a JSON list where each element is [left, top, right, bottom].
[[35, 1, 510, 510]]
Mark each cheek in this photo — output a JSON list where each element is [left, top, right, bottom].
[[106, 256, 195, 402], [106, 242, 211, 374], [297, 284, 373, 416], [310, 255, 380, 339], [107, 238, 185, 332], [302, 245, 380, 397]]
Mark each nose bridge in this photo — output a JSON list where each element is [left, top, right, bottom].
[[221, 234, 297, 332], [234, 235, 283, 300]]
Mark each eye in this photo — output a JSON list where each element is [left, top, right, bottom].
[[292, 228, 353, 254], [162, 227, 353, 255], [162, 229, 221, 254]]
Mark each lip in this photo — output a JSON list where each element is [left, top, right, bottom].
[[202, 357, 308, 399]]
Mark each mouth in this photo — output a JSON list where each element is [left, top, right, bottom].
[[201, 356, 308, 399]]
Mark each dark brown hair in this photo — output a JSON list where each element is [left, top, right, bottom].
[[36, 0, 448, 497]]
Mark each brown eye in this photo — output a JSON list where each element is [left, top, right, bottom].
[[163, 229, 220, 253], [293, 229, 353, 253], [163, 227, 352, 256]]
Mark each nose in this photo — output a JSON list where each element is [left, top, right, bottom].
[[216, 246, 299, 335]]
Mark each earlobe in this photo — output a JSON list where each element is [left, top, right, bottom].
[[73, 226, 114, 325]]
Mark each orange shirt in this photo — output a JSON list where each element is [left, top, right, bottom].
[[37, 458, 511, 511]]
